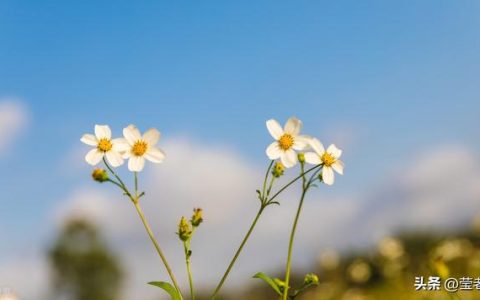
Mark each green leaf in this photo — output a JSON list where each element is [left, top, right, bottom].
[[148, 281, 182, 300], [253, 272, 283, 296]]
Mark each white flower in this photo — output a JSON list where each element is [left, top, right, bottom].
[[122, 124, 166, 172], [265, 117, 310, 168], [304, 138, 344, 185], [80, 125, 127, 167]]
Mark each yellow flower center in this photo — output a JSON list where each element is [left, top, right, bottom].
[[132, 140, 148, 156], [321, 152, 336, 167], [278, 134, 294, 150], [97, 138, 113, 152]]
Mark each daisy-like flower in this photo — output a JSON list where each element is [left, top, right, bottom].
[[80, 125, 127, 167], [304, 138, 344, 185], [122, 124, 166, 172], [265, 117, 309, 168]]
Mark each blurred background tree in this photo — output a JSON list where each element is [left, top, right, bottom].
[[48, 219, 123, 300]]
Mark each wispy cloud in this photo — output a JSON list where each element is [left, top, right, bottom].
[[0, 99, 29, 157]]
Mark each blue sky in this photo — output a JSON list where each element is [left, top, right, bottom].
[[1, 1, 480, 298]]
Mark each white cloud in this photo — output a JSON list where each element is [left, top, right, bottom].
[[0, 99, 29, 156], [3, 140, 480, 300]]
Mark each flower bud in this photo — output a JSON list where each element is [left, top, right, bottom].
[[92, 169, 109, 182], [191, 208, 203, 227], [298, 152, 305, 163], [304, 273, 319, 285], [271, 162, 285, 178], [177, 216, 192, 241]]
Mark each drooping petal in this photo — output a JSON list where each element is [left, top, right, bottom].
[[304, 152, 321, 165], [143, 128, 161, 145], [309, 138, 325, 155], [106, 151, 124, 167], [128, 156, 145, 172], [95, 125, 111, 140], [80, 134, 98, 146], [281, 149, 298, 168], [111, 138, 130, 152], [284, 117, 302, 135], [331, 160, 344, 175], [266, 119, 284, 139], [85, 149, 104, 166], [266, 142, 282, 159], [327, 144, 342, 158], [145, 147, 166, 163], [123, 124, 142, 145], [322, 166, 335, 185], [292, 135, 311, 150]]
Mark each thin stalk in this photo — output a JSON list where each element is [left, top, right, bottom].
[[184, 238, 195, 300], [283, 187, 308, 300], [134, 202, 183, 298], [211, 206, 265, 299], [102, 160, 182, 298], [268, 165, 320, 203]]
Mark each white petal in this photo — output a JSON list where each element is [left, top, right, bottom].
[[80, 134, 98, 146], [309, 138, 325, 155], [85, 149, 104, 166], [95, 125, 111, 139], [280, 149, 298, 168], [112, 138, 130, 152], [284, 117, 302, 135], [266, 119, 284, 140], [304, 152, 321, 165], [145, 147, 166, 163], [332, 160, 344, 175], [123, 124, 142, 145], [292, 135, 310, 151], [106, 151, 124, 167], [128, 156, 145, 172], [327, 144, 342, 158], [322, 167, 335, 185], [266, 142, 282, 159], [143, 128, 161, 145]]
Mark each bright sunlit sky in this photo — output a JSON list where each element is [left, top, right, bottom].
[[1, 1, 480, 299]]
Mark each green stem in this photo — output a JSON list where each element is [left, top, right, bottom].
[[184, 239, 195, 300], [283, 188, 308, 300], [134, 202, 183, 298], [211, 206, 265, 299]]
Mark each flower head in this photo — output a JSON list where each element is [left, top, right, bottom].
[[80, 125, 128, 167], [265, 117, 310, 168], [304, 273, 319, 285], [177, 216, 192, 241], [191, 208, 203, 227], [304, 138, 344, 185], [122, 125, 166, 172], [92, 168, 109, 182], [271, 161, 285, 178]]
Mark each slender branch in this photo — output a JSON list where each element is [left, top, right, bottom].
[[268, 165, 320, 203], [211, 206, 265, 299], [134, 202, 183, 298], [283, 187, 308, 300], [184, 238, 195, 300]]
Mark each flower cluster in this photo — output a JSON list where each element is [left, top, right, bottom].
[[266, 117, 344, 185], [81, 124, 165, 172]]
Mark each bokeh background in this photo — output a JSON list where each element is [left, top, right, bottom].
[[1, 1, 480, 299]]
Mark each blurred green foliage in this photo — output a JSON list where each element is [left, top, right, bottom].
[[198, 226, 480, 300], [48, 219, 123, 300]]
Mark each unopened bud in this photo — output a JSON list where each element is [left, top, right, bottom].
[[177, 217, 192, 241], [92, 169, 109, 182], [304, 273, 319, 285], [191, 208, 203, 227], [271, 162, 285, 178], [298, 152, 305, 163]]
